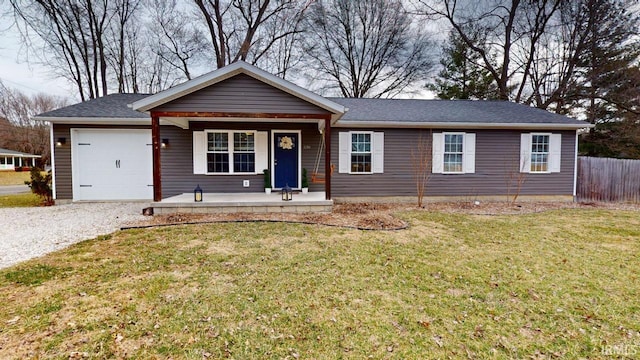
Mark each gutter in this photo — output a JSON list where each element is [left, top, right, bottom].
[[334, 120, 594, 130]]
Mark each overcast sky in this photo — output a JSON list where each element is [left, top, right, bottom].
[[0, 3, 442, 103], [0, 22, 75, 100]]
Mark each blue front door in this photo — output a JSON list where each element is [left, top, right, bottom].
[[273, 132, 299, 189]]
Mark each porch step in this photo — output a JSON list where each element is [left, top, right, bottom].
[[152, 203, 333, 215], [151, 192, 333, 214]]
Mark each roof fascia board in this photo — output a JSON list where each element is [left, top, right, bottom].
[[130, 61, 346, 115], [334, 120, 594, 130], [33, 116, 150, 125], [0, 153, 41, 157]]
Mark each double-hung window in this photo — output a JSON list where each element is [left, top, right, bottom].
[[338, 131, 384, 174], [206, 131, 255, 174], [443, 134, 464, 173], [520, 133, 561, 173], [350, 132, 372, 173], [530, 134, 549, 173], [432, 132, 475, 174]]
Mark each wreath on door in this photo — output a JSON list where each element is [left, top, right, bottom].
[[279, 136, 295, 150]]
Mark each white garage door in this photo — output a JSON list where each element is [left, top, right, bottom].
[[72, 129, 153, 200]]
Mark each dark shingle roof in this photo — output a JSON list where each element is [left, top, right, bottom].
[[37, 93, 150, 119], [36, 92, 588, 127], [328, 98, 587, 125]]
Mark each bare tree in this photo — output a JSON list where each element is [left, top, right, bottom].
[[146, 0, 209, 81], [411, 131, 432, 207], [191, 0, 308, 71], [8, 0, 147, 99], [304, 0, 434, 98], [503, 149, 527, 205], [249, 1, 311, 79], [0, 81, 68, 165], [108, 0, 143, 93], [417, 0, 562, 101]]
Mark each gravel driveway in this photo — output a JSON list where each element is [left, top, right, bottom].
[[0, 203, 148, 269]]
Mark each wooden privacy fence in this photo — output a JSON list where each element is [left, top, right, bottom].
[[577, 156, 640, 203]]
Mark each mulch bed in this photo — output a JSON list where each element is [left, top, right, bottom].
[[126, 201, 640, 231]]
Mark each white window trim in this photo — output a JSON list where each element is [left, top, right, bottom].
[[433, 132, 475, 175], [204, 130, 259, 175], [529, 133, 552, 174], [349, 131, 374, 175], [442, 132, 465, 174]]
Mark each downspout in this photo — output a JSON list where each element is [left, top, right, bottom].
[[573, 130, 578, 200], [49, 122, 57, 200]]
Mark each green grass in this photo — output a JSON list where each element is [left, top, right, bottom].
[[0, 170, 31, 185], [0, 192, 42, 207], [0, 209, 639, 359]]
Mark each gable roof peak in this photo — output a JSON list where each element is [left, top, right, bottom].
[[131, 61, 346, 117]]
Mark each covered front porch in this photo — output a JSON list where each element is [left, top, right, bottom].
[[129, 61, 346, 214], [151, 191, 332, 214]]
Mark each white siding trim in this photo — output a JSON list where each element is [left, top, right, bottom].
[[432, 133, 444, 174], [255, 131, 269, 173], [573, 131, 578, 196], [463, 133, 476, 174], [338, 132, 350, 173], [549, 134, 562, 173], [49, 122, 56, 200], [193, 131, 206, 174], [520, 133, 531, 173], [372, 132, 384, 173]]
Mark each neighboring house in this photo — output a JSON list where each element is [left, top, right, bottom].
[[0, 148, 40, 171], [34, 61, 592, 205]]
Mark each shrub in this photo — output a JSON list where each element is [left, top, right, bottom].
[[263, 169, 271, 189], [24, 167, 53, 206], [301, 168, 309, 188]]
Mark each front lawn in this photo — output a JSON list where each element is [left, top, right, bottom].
[[0, 192, 42, 207], [0, 170, 31, 186], [0, 209, 638, 358]]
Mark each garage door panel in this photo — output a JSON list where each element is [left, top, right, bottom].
[[73, 129, 153, 201]]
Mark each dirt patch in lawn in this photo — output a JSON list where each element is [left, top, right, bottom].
[[133, 201, 640, 231]]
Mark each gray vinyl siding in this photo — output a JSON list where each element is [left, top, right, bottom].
[[55, 123, 576, 200], [52, 124, 72, 199], [330, 129, 576, 197], [153, 74, 331, 115], [52, 123, 151, 200], [160, 122, 325, 197]]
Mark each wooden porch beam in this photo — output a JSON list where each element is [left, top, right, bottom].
[[150, 111, 330, 120], [324, 116, 332, 200], [152, 115, 162, 202]]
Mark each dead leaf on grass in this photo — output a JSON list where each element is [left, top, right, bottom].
[[446, 288, 465, 297], [432, 335, 444, 347], [6, 316, 20, 325]]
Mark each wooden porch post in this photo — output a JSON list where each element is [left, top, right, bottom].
[[151, 114, 162, 201], [324, 115, 332, 200]]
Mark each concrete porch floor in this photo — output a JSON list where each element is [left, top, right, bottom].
[[151, 191, 333, 214]]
